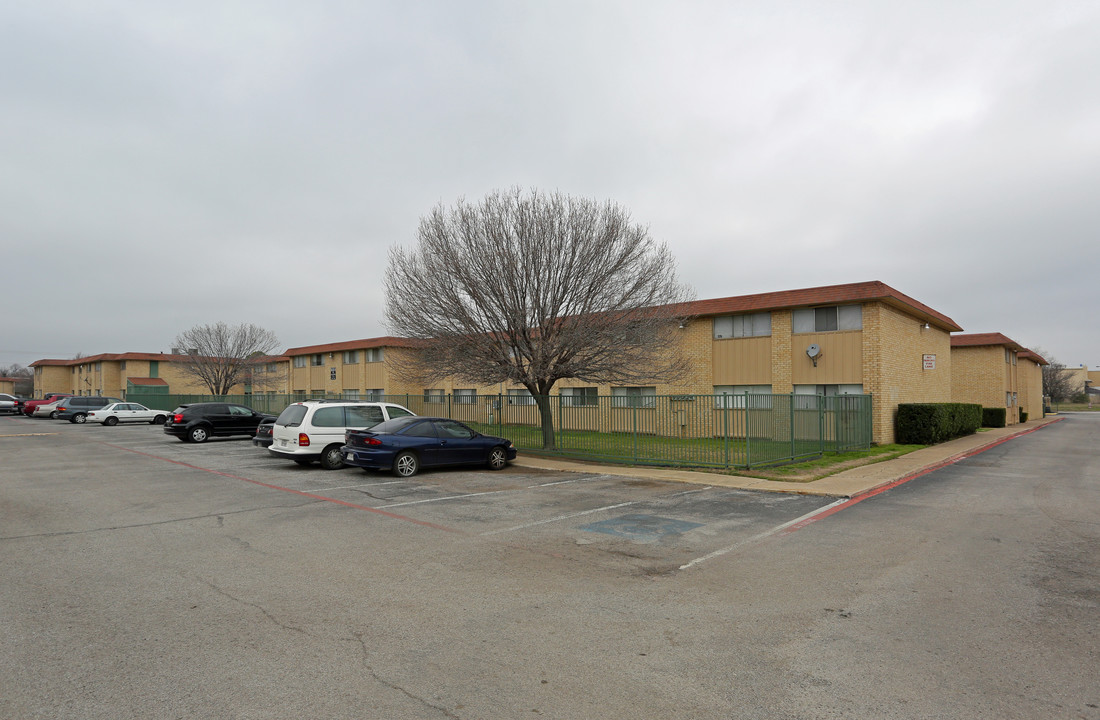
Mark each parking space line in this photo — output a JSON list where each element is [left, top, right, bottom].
[[679, 498, 847, 570], [383, 489, 511, 508], [280, 480, 406, 493], [480, 501, 638, 536]]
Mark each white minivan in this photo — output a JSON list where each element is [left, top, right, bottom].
[[269, 400, 415, 469]]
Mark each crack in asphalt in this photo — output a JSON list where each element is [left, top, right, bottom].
[[348, 631, 461, 719], [0, 501, 322, 541], [197, 578, 310, 636]]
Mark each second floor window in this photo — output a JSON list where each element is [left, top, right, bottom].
[[343, 351, 358, 364], [713, 312, 771, 339], [792, 305, 862, 333]]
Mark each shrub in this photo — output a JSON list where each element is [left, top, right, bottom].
[[982, 407, 1007, 428], [896, 403, 983, 444], [1020, 410, 1029, 422]]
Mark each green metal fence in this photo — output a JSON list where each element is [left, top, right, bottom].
[[127, 391, 873, 469]]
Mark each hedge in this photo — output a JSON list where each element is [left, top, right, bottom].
[[896, 403, 983, 444], [982, 407, 1007, 428]]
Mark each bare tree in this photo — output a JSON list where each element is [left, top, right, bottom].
[[385, 188, 695, 449], [173, 323, 280, 396], [1033, 347, 1076, 401], [0, 363, 33, 395]]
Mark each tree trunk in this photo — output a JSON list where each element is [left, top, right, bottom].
[[534, 392, 556, 450]]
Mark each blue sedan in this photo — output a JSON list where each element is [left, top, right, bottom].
[[342, 416, 517, 477]]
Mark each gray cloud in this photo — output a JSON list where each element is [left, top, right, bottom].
[[2, 0, 1097, 370]]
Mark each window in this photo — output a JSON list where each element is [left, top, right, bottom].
[[714, 385, 772, 408], [437, 420, 474, 438], [454, 389, 477, 405], [507, 389, 536, 405], [365, 388, 384, 401], [365, 348, 384, 363], [612, 386, 656, 408], [561, 387, 598, 407], [346, 405, 385, 426], [343, 389, 360, 400], [312, 407, 346, 427], [792, 305, 862, 333], [343, 351, 358, 364], [424, 389, 445, 404], [310, 390, 325, 399], [294, 356, 307, 368], [713, 312, 771, 339], [119, 361, 126, 370], [311, 354, 324, 367], [793, 384, 864, 409]]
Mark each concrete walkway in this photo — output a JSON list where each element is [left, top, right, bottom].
[[512, 415, 1065, 498]]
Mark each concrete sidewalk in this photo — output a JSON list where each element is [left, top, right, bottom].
[[512, 415, 1065, 498]]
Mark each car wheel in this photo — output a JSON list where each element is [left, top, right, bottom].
[[487, 446, 508, 470], [49, 411, 58, 419], [393, 451, 419, 477], [188, 426, 209, 443], [104, 416, 118, 426], [151, 415, 166, 425], [72, 413, 87, 424], [320, 444, 346, 471]]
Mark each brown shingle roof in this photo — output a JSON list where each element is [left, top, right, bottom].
[[1018, 349, 1049, 365], [950, 333, 1024, 351], [675, 280, 962, 331], [283, 336, 418, 356]]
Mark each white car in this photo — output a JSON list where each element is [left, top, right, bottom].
[[86, 402, 169, 426], [269, 400, 416, 470]]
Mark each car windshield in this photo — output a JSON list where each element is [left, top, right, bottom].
[[365, 416, 422, 434], [275, 405, 309, 427]]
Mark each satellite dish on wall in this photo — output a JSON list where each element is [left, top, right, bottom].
[[806, 344, 822, 367]]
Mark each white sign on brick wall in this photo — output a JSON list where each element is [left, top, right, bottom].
[[923, 354, 936, 370]]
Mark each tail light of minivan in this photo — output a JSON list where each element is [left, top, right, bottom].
[[298, 433, 310, 447]]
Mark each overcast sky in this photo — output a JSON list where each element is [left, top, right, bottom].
[[3, 1, 1098, 372]]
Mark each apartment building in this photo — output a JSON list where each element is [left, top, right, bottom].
[[1017, 349, 1047, 418], [950, 333, 1024, 425], [30, 353, 289, 398]]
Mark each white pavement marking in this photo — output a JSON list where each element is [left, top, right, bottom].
[[296, 480, 406, 493], [678, 498, 848, 571], [383, 489, 512, 508], [480, 501, 639, 536]]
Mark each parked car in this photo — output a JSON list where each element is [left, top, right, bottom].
[[253, 418, 275, 448], [163, 402, 275, 443], [268, 400, 416, 470], [56, 396, 123, 423], [32, 399, 66, 419], [0, 393, 24, 415], [23, 393, 74, 417], [341, 416, 516, 477], [86, 402, 168, 426]]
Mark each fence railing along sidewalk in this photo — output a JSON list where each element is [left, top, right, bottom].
[[127, 392, 873, 469]]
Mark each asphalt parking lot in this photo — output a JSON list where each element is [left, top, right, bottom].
[[1, 414, 838, 574], [3, 412, 1099, 719]]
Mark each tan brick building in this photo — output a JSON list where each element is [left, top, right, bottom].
[[1018, 349, 1047, 419], [281, 281, 962, 445], [950, 333, 1024, 425], [30, 353, 289, 399]]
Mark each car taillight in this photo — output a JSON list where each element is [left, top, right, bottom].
[[172, 413, 184, 423], [57, 406, 67, 412], [298, 433, 310, 447]]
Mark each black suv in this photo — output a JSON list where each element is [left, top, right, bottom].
[[56, 396, 123, 423], [163, 402, 275, 443]]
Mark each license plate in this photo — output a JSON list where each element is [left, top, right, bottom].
[[346, 453, 354, 461]]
